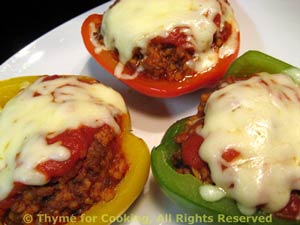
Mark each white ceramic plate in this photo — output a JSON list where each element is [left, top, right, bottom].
[[0, 1, 299, 224]]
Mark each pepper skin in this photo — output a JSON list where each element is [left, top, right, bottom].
[[0, 75, 150, 225], [151, 51, 300, 225]]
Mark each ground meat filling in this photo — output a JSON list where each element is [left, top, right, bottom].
[[173, 76, 300, 221], [127, 43, 196, 82], [0, 125, 128, 225], [213, 21, 232, 49]]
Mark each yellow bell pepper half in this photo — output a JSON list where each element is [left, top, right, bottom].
[[0, 75, 150, 225]]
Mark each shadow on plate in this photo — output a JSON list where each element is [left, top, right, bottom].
[[81, 58, 203, 118]]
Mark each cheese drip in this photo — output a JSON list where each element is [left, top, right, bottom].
[[0, 76, 127, 201], [198, 73, 300, 213], [100, 0, 239, 76]]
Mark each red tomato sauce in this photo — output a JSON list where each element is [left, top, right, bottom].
[[222, 148, 240, 162], [151, 27, 193, 49], [42, 74, 61, 82], [37, 125, 102, 179], [42, 74, 96, 85], [181, 132, 205, 171], [275, 192, 300, 220]]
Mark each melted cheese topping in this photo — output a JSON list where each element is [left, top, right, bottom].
[[99, 0, 239, 78], [199, 184, 226, 202], [198, 73, 300, 213], [0, 76, 127, 201]]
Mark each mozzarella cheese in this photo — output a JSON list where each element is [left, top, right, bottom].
[[0, 76, 127, 201], [97, 0, 239, 78], [198, 73, 300, 213], [199, 184, 226, 202]]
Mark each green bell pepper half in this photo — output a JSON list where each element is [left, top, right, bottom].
[[151, 50, 300, 225], [225, 50, 300, 83]]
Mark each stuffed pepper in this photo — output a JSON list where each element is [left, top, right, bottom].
[[0, 75, 150, 225], [81, 0, 240, 97], [151, 51, 300, 224]]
